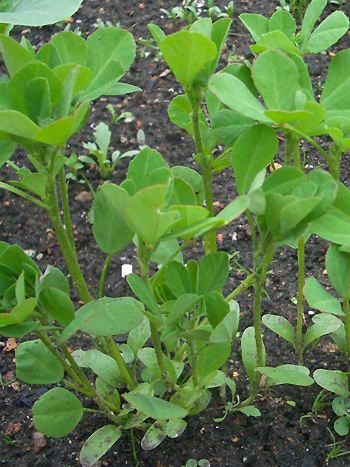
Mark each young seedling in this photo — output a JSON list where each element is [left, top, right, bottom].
[[81, 122, 139, 179]]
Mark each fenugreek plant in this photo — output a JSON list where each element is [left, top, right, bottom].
[[2, 1, 350, 464]]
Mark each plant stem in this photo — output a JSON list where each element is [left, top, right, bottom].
[[0, 182, 46, 209], [342, 297, 350, 367], [99, 255, 112, 298], [46, 166, 92, 303], [296, 236, 305, 364], [225, 271, 255, 302], [246, 211, 258, 261], [106, 336, 136, 390], [252, 241, 275, 392], [138, 241, 168, 384], [188, 88, 217, 254], [58, 167, 76, 251], [36, 330, 84, 386], [191, 344, 199, 387], [150, 321, 167, 381]]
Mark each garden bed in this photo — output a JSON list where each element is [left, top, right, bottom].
[[1, 0, 350, 465]]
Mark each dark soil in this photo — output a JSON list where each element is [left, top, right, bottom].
[[1, 1, 350, 466]]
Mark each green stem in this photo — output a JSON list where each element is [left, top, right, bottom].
[[188, 88, 217, 254], [285, 133, 301, 168], [342, 298, 350, 367], [191, 344, 199, 387], [252, 241, 275, 394], [296, 236, 305, 364], [99, 255, 112, 298], [150, 321, 167, 381], [286, 125, 329, 165], [138, 241, 168, 384], [225, 272, 255, 302], [0, 182, 46, 209], [246, 211, 258, 264], [106, 336, 136, 390], [36, 331, 84, 386], [46, 166, 92, 303], [58, 167, 76, 251]]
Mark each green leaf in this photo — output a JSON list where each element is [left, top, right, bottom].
[[0, 297, 37, 327], [300, 0, 327, 48], [84, 27, 135, 99], [304, 313, 342, 346], [126, 185, 179, 244], [326, 244, 350, 298], [92, 184, 134, 255], [122, 148, 170, 196], [0, 34, 34, 76], [124, 393, 188, 420], [0, 321, 37, 338], [172, 166, 204, 205], [334, 416, 350, 436], [87, 27, 135, 74], [252, 50, 299, 110], [166, 418, 187, 439], [0, 0, 83, 26], [151, 239, 183, 265], [313, 369, 349, 397], [160, 31, 217, 86], [305, 11, 349, 54], [321, 50, 350, 115], [209, 73, 271, 123], [169, 205, 209, 231], [60, 297, 144, 340], [0, 140, 16, 167], [237, 406, 261, 417], [167, 294, 201, 324], [258, 365, 314, 386], [303, 277, 343, 315], [205, 291, 230, 328], [163, 217, 224, 242], [147, 23, 166, 46], [239, 13, 269, 41], [127, 274, 162, 318], [33, 388, 83, 438], [212, 109, 254, 147], [262, 314, 295, 345], [16, 340, 64, 384], [103, 82, 141, 97], [332, 396, 350, 417], [0, 110, 38, 142], [216, 195, 249, 224], [197, 343, 231, 380], [209, 18, 232, 74], [165, 262, 192, 298], [252, 31, 301, 56], [141, 421, 167, 450], [198, 252, 229, 295], [210, 301, 240, 344], [50, 31, 87, 66], [80, 425, 122, 467], [39, 287, 74, 326], [40, 265, 69, 295], [127, 317, 151, 356], [279, 196, 321, 236], [230, 125, 278, 195], [269, 9, 296, 39], [73, 350, 121, 386]]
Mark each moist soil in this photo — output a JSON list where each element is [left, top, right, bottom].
[[1, 1, 350, 466]]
